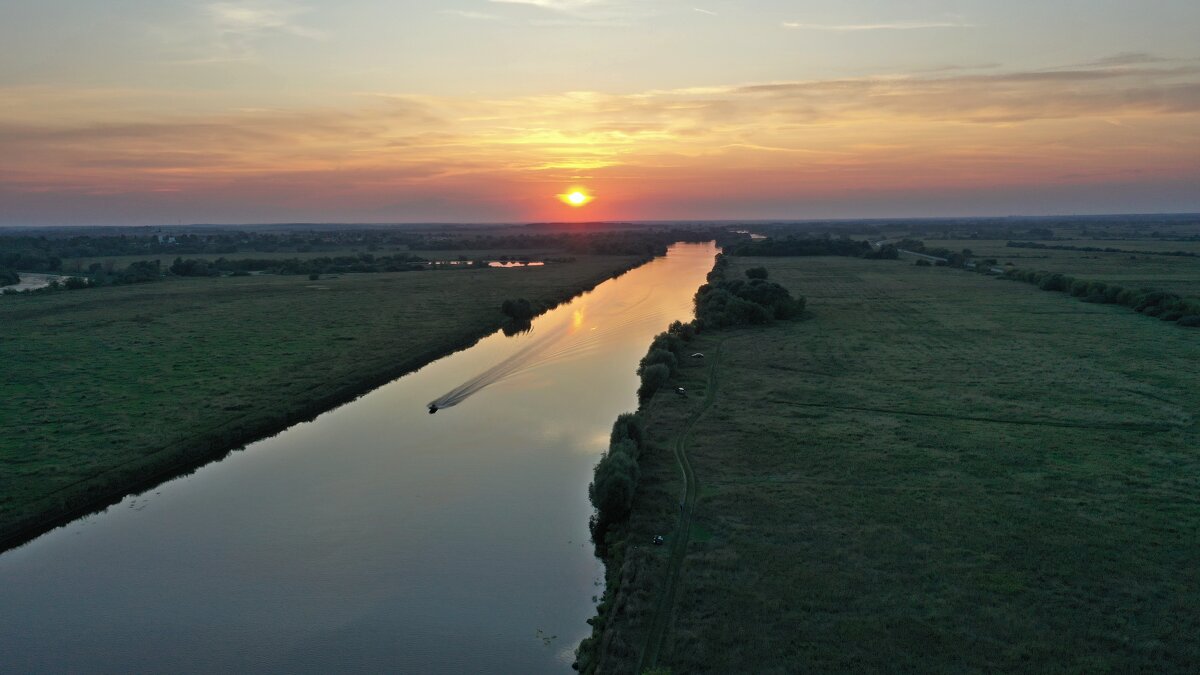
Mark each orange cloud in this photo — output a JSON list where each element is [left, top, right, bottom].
[[2, 57, 1199, 223]]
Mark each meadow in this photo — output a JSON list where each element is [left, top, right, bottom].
[[923, 238, 1200, 298], [592, 255, 1199, 673], [0, 255, 640, 549]]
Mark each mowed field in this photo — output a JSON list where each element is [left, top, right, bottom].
[[0, 256, 639, 548], [597, 256, 1199, 673], [923, 239, 1200, 299]]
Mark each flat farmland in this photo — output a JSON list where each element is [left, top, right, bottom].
[[596, 256, 1200, 673], [0, 255, 639, 548], [924, 239, 1200, 298]]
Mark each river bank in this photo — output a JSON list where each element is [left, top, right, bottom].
[[0, 255, 648, 551]]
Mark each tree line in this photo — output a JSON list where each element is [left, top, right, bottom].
[[727, 235, 898, 259], [1006, 241, 1200, 258], [1001, 269, 1200, 328]]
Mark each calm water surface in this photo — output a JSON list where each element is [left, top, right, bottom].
[[0, 242, 717, 673]]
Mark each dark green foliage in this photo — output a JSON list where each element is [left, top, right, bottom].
[[589, 446, 638, 528], [1178, 315, 1200, 327], [649, 331, 685, 356], [0, 268, 19, 287], [863, 244, 900, 260], [694, 278, 804, 329], [729, 236, 870, 257], [745, 266, 769, 280], [1008, 240, 1200, 258], [610, 413, 645, 453], [501, 298, 535, 321], [1002, 267, 1200, 325], [63, 277, 91, 290], [638, 364, 671, 403], [308, 273, 320, 281], [170, 257, 220, 277], [639, 348, 678, 377], [915, 259, 932, 267], [667, 320, 696, 342]]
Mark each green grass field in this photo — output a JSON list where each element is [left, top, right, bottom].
[[922, 239, 1200, 299], [594, 256, 1199, 673], [0, 256, 639, 548]]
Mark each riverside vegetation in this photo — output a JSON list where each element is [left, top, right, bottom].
[[580, 247, 1199, 672], [0, 250, 648, 550]]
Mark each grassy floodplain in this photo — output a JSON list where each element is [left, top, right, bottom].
[[0, 255, 641, 549], [922, 238, 1200, 299], [593, 255, 1199, 672]]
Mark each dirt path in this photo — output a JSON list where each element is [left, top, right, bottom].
[[639, 339, 724, 671]]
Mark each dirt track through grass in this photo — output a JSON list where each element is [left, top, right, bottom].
[[639, 340, 723, 672]]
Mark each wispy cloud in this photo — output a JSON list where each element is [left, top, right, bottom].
[[189, 1, 325, 61], [488, 0, 607, 11], [207, 2, 324, 40], [782, 20, 973, 31], [440, 9, 501, 21], [693, 8, 717, 16]]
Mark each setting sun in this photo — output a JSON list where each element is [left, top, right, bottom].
[[559, 190, 593, 207]]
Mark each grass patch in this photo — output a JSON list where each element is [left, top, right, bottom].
[[593, 256, 1199, 673]]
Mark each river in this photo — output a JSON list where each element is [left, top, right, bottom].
[[0, 241, 718, 673]]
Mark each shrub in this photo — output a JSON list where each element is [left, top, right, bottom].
[[589, 450, 638, 527], [1177, 315, 1200, 328], [501, 298, 535, 321], [668, 320, 696, 342], [915, 259, 932, 267], [745, 266, 769, 280], [639, 348, 679, 377], [637, 363, 671, 403], [610, 413, 645, 452]]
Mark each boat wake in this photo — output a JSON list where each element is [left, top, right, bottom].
[[427, 288, 670, 412]]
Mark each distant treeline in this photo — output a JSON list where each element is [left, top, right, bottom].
[[0, 268, 19, 287], [168, 254, 434, 277], [726, 235, 899, 259], [1006, 241, 1200, 258], [0, 228, 726, 270], [1001, 269, 1200, 328]]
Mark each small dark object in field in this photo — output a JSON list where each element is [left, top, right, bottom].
[[653, 535, 665, 545], [1178, 315, 1200, 328], [675, 387, 686, 396], [691, 352, 704, 359]]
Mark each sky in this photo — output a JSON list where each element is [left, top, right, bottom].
[[2, 0, 1199, 225]]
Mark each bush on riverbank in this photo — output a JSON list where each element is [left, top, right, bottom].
[[588, 414, 647, 535], [693, 254, 805, 329], [0, 268, 18, 287]]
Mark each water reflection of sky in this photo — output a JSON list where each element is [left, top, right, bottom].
[[0, 242, 717, 674]]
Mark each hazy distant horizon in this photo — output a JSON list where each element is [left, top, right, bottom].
[[2, 211, 1199, 232]]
